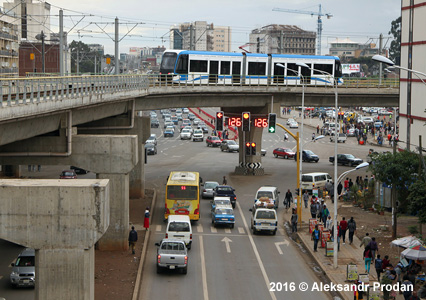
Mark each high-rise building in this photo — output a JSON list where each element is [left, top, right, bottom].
[[249, 24, 315, 54], [399, 1, 426, 151], [170, 21, 231, 52], [0, 9, 19, 77], [3, 0, 51, 42]]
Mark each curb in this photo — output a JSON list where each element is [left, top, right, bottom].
[[291, 224, 346, 300], [132, 188, 157, 300]]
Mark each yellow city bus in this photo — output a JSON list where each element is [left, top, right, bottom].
[[165, 171, 201, 221]]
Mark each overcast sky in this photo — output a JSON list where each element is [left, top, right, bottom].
[[42, 0, 401, 55]]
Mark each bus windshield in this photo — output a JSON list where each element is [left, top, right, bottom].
[[160, 52, 177, 73]]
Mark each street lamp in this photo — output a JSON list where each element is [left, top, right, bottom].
[[277, 63, 305, 225], [297, 62, 340, 268], [372, 55, 426, 85], [337, 162, 370, 184]]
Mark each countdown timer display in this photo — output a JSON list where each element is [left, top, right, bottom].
[[227, 117, 268, 128]]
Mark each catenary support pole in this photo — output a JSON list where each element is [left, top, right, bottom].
[[115, 17, 119, 75]]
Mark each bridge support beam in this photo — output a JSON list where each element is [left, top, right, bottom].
[[0, 179, 110, 300]]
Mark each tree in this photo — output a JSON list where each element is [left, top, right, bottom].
[[69, 41, 102, 74], [388, 16, 401, 65], [408, 180, 426, 222], [369, 150, 419, 237]]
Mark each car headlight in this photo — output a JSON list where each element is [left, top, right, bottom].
[[10, 271, 19, 278]]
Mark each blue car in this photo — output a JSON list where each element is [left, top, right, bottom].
[[211, 206, 235, 228], [164, 129, 174, 137], [211, 197, 232, 211]]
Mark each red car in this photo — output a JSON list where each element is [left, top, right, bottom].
[[206, 136, 222, 147], [59, 170, 77, 179], [273, 148, 295, 159]]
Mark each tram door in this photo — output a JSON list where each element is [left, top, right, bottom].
[[209, 61, 218, 83], [300, 63, 311, 85], [232, 62, 241, 84]]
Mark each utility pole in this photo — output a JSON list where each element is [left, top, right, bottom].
[[257, 37, 260, 53], [392, 140, 397, 239], [41, 31, 45, 73], [59, 9, 64, 76], [379, 33, 383, 85], [115, 17, 119, 74], [76, 46, 79, 74]]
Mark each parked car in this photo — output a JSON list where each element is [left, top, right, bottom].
[[213, 185, 236, 208], [273, 148, 295, 159], [211, 206, 235, 228], [294, 150, 319, 163], [330, 133, 347, 143], [59, 170, 77, 179], [201, 181, 219, 199], [220, 140, 239, 152], [155, 239, 188, 274], [329, 154, 363, 166], [206, 136, 222, 147], [10, 248, 35, 288], [144, 143, 157, 155], [70, 166, 89, 174], [164, 129, 174, 137]]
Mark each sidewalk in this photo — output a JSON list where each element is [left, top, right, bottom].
[[282, 199, 404, 300]]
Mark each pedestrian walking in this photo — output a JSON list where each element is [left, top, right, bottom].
[[340, 217, 348, 244], [344, 178, 349, 191], [322, 204, 329, 225], [337, 182, 343, 196], [128, 226, 138, 254], [222, 176, 227, 185], [402, 275, 414, 300], [303, 190, 309, 208], [375, 254, 383, 281], [363, 245, 373, 273], [310, 200, 317, 218], [144, 207, 150, 230], [347, 217, 356, 245], [311, 224, 320, 252], [312, 133, 315, 141], [291, 208, 298, 233], [360, 232, 372, 249], [332, 221, 342, 251], [367, 237, 379, 262], [284, 133, 289, 141], [348, 178, 353, 190], [326, 215, 333, 231], [284, 189, 293, 209], [316, 125, 319, 134]]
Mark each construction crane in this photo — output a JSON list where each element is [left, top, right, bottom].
[[272, 4, 332, 55]]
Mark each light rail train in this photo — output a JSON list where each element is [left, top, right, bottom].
[[160, 50, 343, 86]]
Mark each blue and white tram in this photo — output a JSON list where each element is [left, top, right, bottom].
[[159, 50, 343, 86]]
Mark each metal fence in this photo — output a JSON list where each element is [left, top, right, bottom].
[[0, 74, 399, 108]]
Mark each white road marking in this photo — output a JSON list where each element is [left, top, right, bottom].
[[274, 239, 290, 255], [197, 224, 204, 233], [199, 235, 209, 300], [155, 225, 162, 232], [210, 226, 217, 233], [238, 227, 245, 234], [221, 237, 232, 253], [236, 202, 277, 300], [225, 228, 231, 234]]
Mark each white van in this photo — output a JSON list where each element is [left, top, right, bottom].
[[301, 172, 333, 193], [165, 215, 193, 250], [254, 186, 280, 209], [249, 208, 278, 235]]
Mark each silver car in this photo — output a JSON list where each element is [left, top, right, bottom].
[[220, 140, 239, 152], [202, 181, 219, 199], [180, 128, 192, 140], [10, 248, 35, 288]]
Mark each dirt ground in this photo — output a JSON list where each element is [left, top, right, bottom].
[[339, 203, 426, 266], [94, 189, 153, 300]]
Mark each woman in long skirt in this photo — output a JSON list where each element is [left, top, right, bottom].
[[144, 207, 150, 230]]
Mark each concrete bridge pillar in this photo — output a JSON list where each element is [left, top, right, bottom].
[[0, 179, 110, 300], [235, 126, 265, 175]]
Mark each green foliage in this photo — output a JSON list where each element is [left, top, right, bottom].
[[407, 180, 426, 223], [388, 16, 401, 64], [69, 40, 103, 74], [408, 225, 419, 235]]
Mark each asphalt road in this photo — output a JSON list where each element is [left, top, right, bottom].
[[0, 110, 380, 299]]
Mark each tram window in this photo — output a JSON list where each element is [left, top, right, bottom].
[[248, 62, 266, 75], [190, 60, 208, 73], [176, 54, 189, 74], [220, 61, 230, 75], [313, 64, 333, 75], [286, 63, 297, 76]]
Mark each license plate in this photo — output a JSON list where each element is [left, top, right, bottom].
[[169, 265, 175, 270], [221, 218, 228, 221], [23, 279, 30, 283]]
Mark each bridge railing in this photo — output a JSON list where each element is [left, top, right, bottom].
[[0, 74, 149, 107], [0, 74, 399, 107]]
